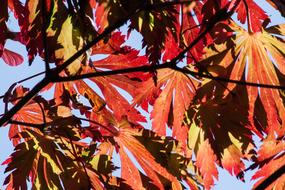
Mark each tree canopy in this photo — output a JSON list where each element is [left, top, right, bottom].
[[0, 0, 285, 189]]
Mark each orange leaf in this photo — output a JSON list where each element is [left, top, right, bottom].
[[196, 139, 218, 190]]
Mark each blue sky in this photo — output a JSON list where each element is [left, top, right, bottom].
[[0, 1, 284, 189]]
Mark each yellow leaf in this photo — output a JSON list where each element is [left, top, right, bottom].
[[55, 16, 84, 75], [57, 105, 72, 118]]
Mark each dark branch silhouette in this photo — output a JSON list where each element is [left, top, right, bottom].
[[1, 1, 285, 189], [253, 164, 285, 190], [41, 0, 50, 72], [0, 1, 225, 126]]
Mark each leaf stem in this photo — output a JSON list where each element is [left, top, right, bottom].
[[242, 0, 252, 33]]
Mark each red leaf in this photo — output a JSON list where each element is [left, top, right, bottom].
[[2, 48, 24, 66], [92, 32, 126, 55], [134, 69, 197, 144], [95, 1, 109, 33], [182, 9, 205, 63], [91, 75, 146, 124], [236, 0, 268, 32], [92, 48, 149, 80]]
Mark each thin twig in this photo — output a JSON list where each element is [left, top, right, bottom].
[[78, 117, 116, 135], [34, 98, 46, 127], [176, 66, 285, 90], [16, 71, 45, 84], [54, 62, 285, 90], [9, 119, 44, 129], [41, 0, 50, 73], [0, 71, 45, 99], [66, 132, 92, 189]]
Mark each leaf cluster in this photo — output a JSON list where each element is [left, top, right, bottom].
[[0, 0, 285, 189]]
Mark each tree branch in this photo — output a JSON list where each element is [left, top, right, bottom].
[[41, 0, 50, 73], [56, 2, 239, 81], [8, 116, 117, 136], [253, 164, 285, 190], [0, 71, 45, 99], [57, 1, 285, 92], [0, 1, 243, 128], [78, 117, 117, 135], [54, 62, 285, 90], [0, 77, 50, 126], [0, 1, 146, 127], [9, 119, 44, 129]]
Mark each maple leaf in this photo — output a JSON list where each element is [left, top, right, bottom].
[[133, 68, 197, 150], [129, 0, 178, 64], [199, 21, 285, 137], [3, 129, 80, 190], [92, 115, 196, 190], [82, 49, 148, 124], [25, 0, 45, 63], [185, 84, 255, 187]]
